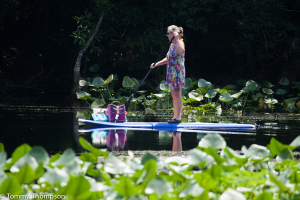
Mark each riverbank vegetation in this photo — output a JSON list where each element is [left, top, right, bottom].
[[76, 68, 300, 115], [1, 133, 300, 199]]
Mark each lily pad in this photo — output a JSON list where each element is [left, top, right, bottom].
[[279, 77, 289, 85], [219, 93, 233, 102], [122, 76, 136, 89], [92, 77, 104, 87], [159, 80, 169, 92], [188, 92, 203, 101], [198, 78, 212, 90], [103, 74, 114, 85], [262, 88, 274, 95], [183, 78, 193, 90], [276, 89, 287, 95], [205, 89, 217, 99]]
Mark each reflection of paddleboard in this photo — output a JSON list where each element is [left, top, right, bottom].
[[78, 119, 256, 129], [78, 127, 256, 135]]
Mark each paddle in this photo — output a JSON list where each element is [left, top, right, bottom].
[[125, 36, 174, 111]]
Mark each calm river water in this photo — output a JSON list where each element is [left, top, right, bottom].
[[1, 105, 300, 157]]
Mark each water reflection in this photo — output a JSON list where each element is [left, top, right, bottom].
[[92, 129, 127, 151]]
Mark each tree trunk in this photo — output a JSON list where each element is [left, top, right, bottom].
[[71, 11, 105, 95]]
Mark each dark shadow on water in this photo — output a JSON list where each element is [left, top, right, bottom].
[[1, 105, 300, 156]]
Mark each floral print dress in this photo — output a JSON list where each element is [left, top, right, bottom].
[[166, 41, 185, 90]]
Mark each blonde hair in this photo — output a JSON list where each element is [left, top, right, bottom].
[[168, 25, 184, 37]]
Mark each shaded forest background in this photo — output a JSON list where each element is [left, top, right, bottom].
[[1, 0, 300, 103]]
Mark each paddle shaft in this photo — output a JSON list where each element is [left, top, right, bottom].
[[125, 36, 174, 110]]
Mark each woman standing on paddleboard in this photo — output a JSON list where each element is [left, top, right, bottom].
[[150, 25, 185, 123]]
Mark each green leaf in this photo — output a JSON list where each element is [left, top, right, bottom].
[[0, 143, 4, 152], [57, 175, 92, 198], [244, 80, 257, 92], [0, 151, 7, 169], [123, 76, 136, 88], [198, 133, 226, 149], [279, 77, 289, 85], [269, 173, 289, 191], [220, 188, 246, 200], [131, 78, 139, 90], [263, 80, 274, 88], [141, 153, 158, 165], [244, 144, 270, 160], [38, 167, 69, 185], [183, 78, 193, 90], [179, 180, 205, 198], [11, 143, 31, 165], [10, 154, 38, 172], [91, 98, 105, 108], [0, 177, 23, 195], [257, 191, 273, 200], [231, 90, 244, 99], [103, 74, 114, 85], [79, 137, 108, 158], [152, 93, 166, 99], [277, 149, 294, 161], [92, 77, 105, 87], [79, 79, 89, 86], [267, 138, 286, 156], [28, 146, 49, 164], [290, 135, 300, 150], [198, 78, 212, 90], [76, 91, 91, 100], [219, 93, 233, 102], [145, 178, 173, 197], [159, 80, 169, 92], [187, 149, 214, 166], [276, 89, 287, 95], [79, 152, 97, 164], [114, 177, 139, 198], [14, 164, 36, 184], [104, 156, 127, 174], [205, 89, 217, 98], [188, 92, 203, 101], [262, 88, 274, 95], [139, 159, 157, 190], [284, 97, 299, 106], [51, 148, 76, 168]]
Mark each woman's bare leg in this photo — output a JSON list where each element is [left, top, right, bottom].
[[170, 89, 177, 119], [173, 89, 183, 120]]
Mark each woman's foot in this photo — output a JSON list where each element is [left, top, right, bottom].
[[168, 119, 182, 123]]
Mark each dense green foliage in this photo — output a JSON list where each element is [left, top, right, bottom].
[[1, 134, 300, 199], [76, 66, 300, 114], [1, 0, 300, 96]]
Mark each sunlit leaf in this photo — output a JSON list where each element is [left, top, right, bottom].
[[219, 93, 233, 102], [104, 156, 127, 174], [0, 143, 4, 152], [0, 177, 23, 195], [188, 92, 203, 101], [145, 178, 173, 197], [11, 144, 31, 165], [187, 149, 214, 166], [76, 91, 91, 100], [103, 74, 114, 85], [231, 90, 244, 99], [220, 188, 246, 200], [198, 133, 226, 149], [10, 154, 38, 173], [56, 175, 91, 198], [205, 89, 217, 98], [257, 191, 273, 200], [198, 79, 212, 90], [114, 177, 139, 198], [179, 180, 205, 198], [79, 79, 89, 86], [79, 137, 108, 158], [28, 146, 49, 164], [160, 80, 169, 92], [14, 164, 35, 184], [38, 167, 69, 185], [264, 98, 278, 105], [262, 88, 274, 95]]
